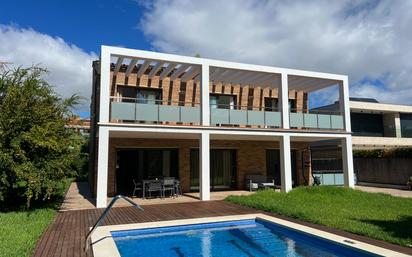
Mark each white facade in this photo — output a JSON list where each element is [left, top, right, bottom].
[[350, 101, 412, 148], [94, 46, 354, 208]]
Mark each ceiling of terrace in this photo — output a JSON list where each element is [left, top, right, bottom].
[[110, 55, 341, 92]]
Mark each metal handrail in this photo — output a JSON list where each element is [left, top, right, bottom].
[[84, 195, 144, 252], [110, 96, 201, 106], [110, 96, 344, 115]]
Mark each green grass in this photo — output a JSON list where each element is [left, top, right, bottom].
[[0, 178, 74, 257], [226, 186, 412, 247], [0, 208, 56, 257]]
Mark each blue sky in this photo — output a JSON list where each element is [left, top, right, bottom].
[[1, 0, 411, 117], [0, 0, 150, 54]]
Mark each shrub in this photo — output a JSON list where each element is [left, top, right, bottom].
[[353, 148, 412, 158], [0, 66, 85, 208]]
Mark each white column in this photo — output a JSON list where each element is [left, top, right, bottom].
[[99, 46, 111, 123], [342, 136, 355, 188], [280, 73, 290, 129], [339, 78, 351, 132], [96, 127, 109, 208], [199, 132, 210, 200], [201, 65, 210, 126], [280, 135, 292, 192], [394, 113, 402, 138]]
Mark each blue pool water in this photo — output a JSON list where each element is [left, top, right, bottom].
[[112, 219, 378, 257]]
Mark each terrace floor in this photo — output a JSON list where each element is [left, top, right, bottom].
[[32, 200, 412, 257], [60, 182, 255, 211]]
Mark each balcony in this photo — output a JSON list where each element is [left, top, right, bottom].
[[110, 97, 344, 131], [110, 97, 201, 124]]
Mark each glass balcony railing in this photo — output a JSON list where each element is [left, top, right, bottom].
[[290, 109, 344, 130], [210, 104, 281, 127], [109, 97, 345, 130], [110, 97, 201, 124]]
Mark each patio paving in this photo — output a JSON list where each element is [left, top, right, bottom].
[[60, 182, 255, 211], [355, 185, 412, 198]]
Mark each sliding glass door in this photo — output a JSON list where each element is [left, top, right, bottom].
[[190, 149, 236, 190], [116, 149, 178, 195], [266, 149, 297, 186]]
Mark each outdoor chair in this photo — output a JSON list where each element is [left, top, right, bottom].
[[145, 181, 163, 198], [162, 178, 175, 198], [174, 180, 182, 197], [132, 179, 143, 198]]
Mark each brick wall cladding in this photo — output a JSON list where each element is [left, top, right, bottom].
[[106, 138, 310, 196]]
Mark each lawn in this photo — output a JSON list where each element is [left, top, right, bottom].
[[0, 178, 74, 257], [0, 208, 56, 257], [226, 186, 412, 247]]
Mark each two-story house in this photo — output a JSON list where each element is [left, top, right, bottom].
[[89, 46, 354, 208]]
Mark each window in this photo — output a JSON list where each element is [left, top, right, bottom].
[[400, 113, 412, 138], [136, 88, 162, 104], [210, 94, 236, 109], [117, 85, 137, 102], [289, 99, 296, 112], [350, 113, 384, 137], [264, 97, 278, 111], [264, 98, 296, 112]]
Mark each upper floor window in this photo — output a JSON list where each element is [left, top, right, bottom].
[[289, 99, 296, 112], [264, 97, 278, 111], [137, 88, 162, 104], [210, 94, 236, 109], [350, 112, 384, 137], [264, 97, 296, 112]]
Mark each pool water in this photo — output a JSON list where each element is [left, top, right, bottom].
[[112, 219, 378, 257]]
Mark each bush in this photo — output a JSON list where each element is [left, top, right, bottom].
[[353, 148, 412, 158], [0, 66, 85, 208]]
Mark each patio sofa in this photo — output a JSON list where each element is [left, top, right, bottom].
[[245, 174, 277, 191]]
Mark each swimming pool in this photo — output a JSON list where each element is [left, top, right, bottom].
[[91, 214, 407, 257]]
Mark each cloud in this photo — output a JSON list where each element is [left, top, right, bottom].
[[0, 25, 97, 115], [139, 0, 412, 105]]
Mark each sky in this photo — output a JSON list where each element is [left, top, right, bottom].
[[1, 0, 412, 117]]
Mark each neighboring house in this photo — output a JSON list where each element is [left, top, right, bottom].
[[89, 46, 354, 208], [312, 98, 412, 187], [313, 97, 412, 148], [67, 116, 91, 135]]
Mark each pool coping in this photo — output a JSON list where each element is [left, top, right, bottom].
[[91, 213, 410, 257]]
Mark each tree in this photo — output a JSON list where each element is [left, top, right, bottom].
[[0, 66, 83, 207]]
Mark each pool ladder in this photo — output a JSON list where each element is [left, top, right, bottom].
[[84, 195, 144, 252]]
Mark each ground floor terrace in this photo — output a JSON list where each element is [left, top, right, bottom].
[[91, 126, 354, 208]]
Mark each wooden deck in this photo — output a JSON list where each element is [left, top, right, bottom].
[[31, 201, 412, 257], [31, 201, 259, 257]]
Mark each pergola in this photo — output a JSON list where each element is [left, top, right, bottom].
[[108, 55, 341, 92]]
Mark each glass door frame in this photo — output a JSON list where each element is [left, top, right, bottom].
[[189, 148, 237, 191]]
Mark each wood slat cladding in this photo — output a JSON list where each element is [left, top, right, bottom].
[[110, 70, 307, 112]]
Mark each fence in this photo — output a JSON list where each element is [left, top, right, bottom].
[[354, 157, 412, 185]]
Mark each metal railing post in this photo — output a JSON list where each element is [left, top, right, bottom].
[[134, 98, 137, 123], [84, 195, 143, 252]]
